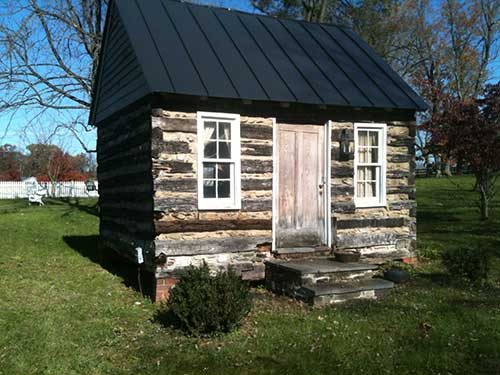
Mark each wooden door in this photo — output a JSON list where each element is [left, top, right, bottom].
[[276, 124, 326, 249]]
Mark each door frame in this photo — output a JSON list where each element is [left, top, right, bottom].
[[271, 119, 332, 250]]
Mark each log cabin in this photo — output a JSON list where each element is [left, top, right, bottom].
[[90, 0, 427, 304]]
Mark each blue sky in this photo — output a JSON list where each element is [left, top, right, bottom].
[[0, 0, 498, 155]]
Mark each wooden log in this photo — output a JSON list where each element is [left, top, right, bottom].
[[99, 191, 153, 203], [154, 178, 197, 192], [387, 170, 410, 179], [241, 160, 273, 174], [241, 123, 273, 140], [154, 196, 197, 212], [336, 217, 407, 230], [241, 143, 273, 156], [388, 138, 414, 148], [99, 154, 151, 171], [387, 185, 415, 195], [331, 165, 354, 178], [99, 144, 148, 165], [388, 154, 412, 163], [98, 125, 150, 158], [98, 105, 150, 141], [101, 218, 154, 239], [159, 141, 191, 154], [100, 207, 152, 221], [152, 116, 197, 133], [241, 178, 272, 191], [332, 184, 354, 196], [155, 218, 272, 234], [155, 236, 272, 256], [388, 200, 415, 210], [242, 199, 272, 212], [153, 160, 194, 174], [98, 172, 153, 188], [98, 162, 151, 181], [99, 183, 152, 194], [332, 201, 356, 213]]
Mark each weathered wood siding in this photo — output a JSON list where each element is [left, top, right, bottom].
[[152, 109, 273, 279], [330, 120, 416, 262], [97, 103, 155, 268], [91, 1, 149, 124]]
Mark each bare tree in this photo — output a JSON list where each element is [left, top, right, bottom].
[[0, 0, 107, 153], [442, 0, 499, 100]]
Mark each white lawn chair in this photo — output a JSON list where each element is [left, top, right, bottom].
[[24, 177, 48, 206]]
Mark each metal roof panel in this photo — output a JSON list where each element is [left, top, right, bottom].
[[90, 0, 427, 124], [188, 5, 268, 100]]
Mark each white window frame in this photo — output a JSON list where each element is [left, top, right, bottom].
[[354, 123, 387, 208], [197, 111, 241, 210]]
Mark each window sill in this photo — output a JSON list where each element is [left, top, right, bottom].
[[354, 200, 387, 209], [198, 204, 241, 211]]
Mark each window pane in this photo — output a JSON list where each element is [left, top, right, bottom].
[[204, 122, 216, 140], [370, 147, 378, 163], [358, 166, 365, 180], [218, 181, 230, 198], [358, 166, 377, 181], [203, 180, 216, 198], [366, 182, 376, 197], [359, 131, 368, 146], [365, 166, 377, 181], [369, 131, 379, 146], [357, 182, 365, 197], [358, 147, 368, 163], [219, 141, 231, 159], [204, 141, 217, 158], [218, 163, 230, 179], [218, 122, 231, 140], [203, 163, 216, 179]]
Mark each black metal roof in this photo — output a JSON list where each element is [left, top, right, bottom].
[[90, 0, 427, 124]]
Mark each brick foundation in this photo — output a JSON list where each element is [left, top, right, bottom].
[[154, 276, 178, 302]]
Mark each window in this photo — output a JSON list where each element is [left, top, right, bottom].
[[197, 112, 241, 210], [354, 123, 386, 207]]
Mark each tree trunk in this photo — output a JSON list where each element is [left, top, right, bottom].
[[479, 186, 489, 220], [443, 161, 452, 177], [455, 157, 463, 175], [477, 173, 489, 221]]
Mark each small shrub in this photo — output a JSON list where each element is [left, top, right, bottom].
[[417, 245, 441, 260], [162, 262, 252, 335], [441, 247, 491, 283]]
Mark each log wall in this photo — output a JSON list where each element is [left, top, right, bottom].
[[151, 107, 416, 276], [152, 109, 274, 279], [330, 120, 416, 263], [97, 103, 155, 269], [96, 97, 416, 279]]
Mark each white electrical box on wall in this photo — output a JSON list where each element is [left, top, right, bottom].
[[135, 247, 144, 264]]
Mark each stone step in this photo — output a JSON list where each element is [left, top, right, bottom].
[[273, 246, 331, 259], [295, 279, 394, 306], [265, 258, 378, 293]]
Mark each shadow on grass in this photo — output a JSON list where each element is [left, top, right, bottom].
[[153, 307, 182, 331], [48, 197, 99, 217], [63, 234, 155, 299]]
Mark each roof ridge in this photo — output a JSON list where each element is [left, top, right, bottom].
[[165, 0, 354, 30]]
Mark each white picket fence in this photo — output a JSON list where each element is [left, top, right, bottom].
[[0, 181, 99, 199]]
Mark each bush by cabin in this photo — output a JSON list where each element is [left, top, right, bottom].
[[90, 0, 427, 304]]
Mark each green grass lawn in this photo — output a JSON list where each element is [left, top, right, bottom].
[[1, 177, 499, 375]]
